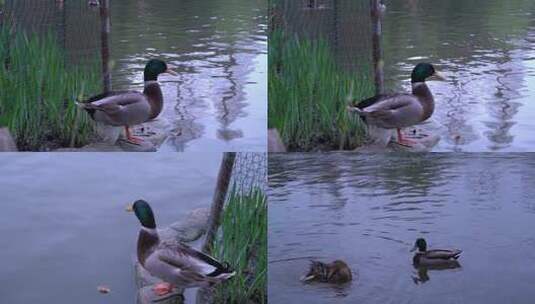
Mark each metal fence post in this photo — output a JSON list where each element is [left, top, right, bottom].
[[370, 0, 384, 95], [99, 0, 111, 93], [202, 152, 237, 254]]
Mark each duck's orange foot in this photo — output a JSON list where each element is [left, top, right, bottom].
[[152, 282, 174, 296], [126, 135, 144, 145]]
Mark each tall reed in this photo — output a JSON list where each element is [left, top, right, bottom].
[[269, 30, 374, 151], [212, 187, 267, 304], [0, 26, 100, 150]]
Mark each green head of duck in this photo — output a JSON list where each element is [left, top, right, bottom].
[[144, 59, 177, 81], [132, 199, 156, 229], [412, 238, 427, 252], [411, 63, 446, 83]]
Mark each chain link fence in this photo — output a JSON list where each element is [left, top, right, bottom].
[[230, 152, 267, 194], [1, 0, 102, 65], [272, 0, 374, 74]]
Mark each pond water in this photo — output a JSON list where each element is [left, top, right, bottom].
[[268, 153, 535, 304], [383, 0, 535, 151], [109, 0, 267, 152], [0, 153, 221, 304]]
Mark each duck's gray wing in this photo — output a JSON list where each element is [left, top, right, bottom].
[[425, 249, 462, 259], [360, 94, 424, 129], [156, 242, 220, 276], [80, 91, 150, 126]]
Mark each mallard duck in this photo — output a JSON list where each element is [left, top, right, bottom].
[[348, 63, 445, 146], [411, 238, 462, 267], [130, 200, 235, 296], [76, 59, 176, 144], [301, 260, 352, 284]]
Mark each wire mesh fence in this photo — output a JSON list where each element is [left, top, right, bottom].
[[230, 152, 267, 194], [1, 0, 102, 65], [272, 0, 374, 75]]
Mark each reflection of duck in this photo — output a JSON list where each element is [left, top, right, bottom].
[[301, 260, 352, 284], [130, 200, 235, 296], [88, 0, 100, 6], [411, 238, 462, 267], [76, 59, 176, 144], [348, 63, 445, 146]]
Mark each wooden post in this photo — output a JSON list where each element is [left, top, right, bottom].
[[202, 152, 236, 254], [99, 0, 111, 93], [370, 0, 384, 95]]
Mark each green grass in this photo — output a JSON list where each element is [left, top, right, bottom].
[[212, 187, 267, 304], [0, 26, 100, 150], [269, 29, 374, 151]]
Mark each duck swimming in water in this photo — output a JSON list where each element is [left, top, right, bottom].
[[301, 260, 353, 284], [411, 238, 462, 267], [76, 59, 176, 144], [348, 63, 445, 146]]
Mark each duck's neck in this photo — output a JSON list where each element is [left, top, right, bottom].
[[137, 227, 159, 265], [411, 82, 434, 120], [143, 81, 164, 120]]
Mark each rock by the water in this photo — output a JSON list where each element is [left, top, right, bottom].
[[268, 128, 286, 152], [0, 128, 17, 151]]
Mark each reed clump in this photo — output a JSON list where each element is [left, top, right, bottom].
[[269, 29, 374, 151], [0, 26, 100, 151], [212, 187, 267, 304]]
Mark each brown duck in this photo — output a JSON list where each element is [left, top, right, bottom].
[[301, 260, 353, 284]]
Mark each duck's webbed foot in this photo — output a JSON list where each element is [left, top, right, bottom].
[[152, 282, 174, 296], [124, 126, 144, 145], [396, 128, 418, 147]]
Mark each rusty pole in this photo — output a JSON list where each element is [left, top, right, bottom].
[[99, 0, 111, 93], [202, 152, 237, 254], [370, 0, 384, 95]]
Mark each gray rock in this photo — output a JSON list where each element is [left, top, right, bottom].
[[268, 128, 286, 152], [0, 128, 17, 151]]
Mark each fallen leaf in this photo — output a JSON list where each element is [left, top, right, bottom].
[[97, 285, 111, 294]]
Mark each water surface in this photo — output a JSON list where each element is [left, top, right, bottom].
[[0, 153, 221, 303], [268, 153, 535, 304], [383, 0, 535, 151], [109, 0, 267, 152]]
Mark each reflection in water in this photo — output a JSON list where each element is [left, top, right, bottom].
[[412, 262, 461, 285], [268, 153, 535, 304]]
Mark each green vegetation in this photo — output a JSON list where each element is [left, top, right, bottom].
[[212, 187, 267, 304], [269, 29, 374, 151], [0, 26, 100, 150]]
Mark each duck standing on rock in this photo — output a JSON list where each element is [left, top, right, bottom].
[[76, 59, 176, 145], [348, 63, 445, 146], [129, 200, 235, 297], [301, 260, 353, 284]]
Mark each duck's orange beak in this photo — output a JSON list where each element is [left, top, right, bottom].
[[125, 204, 134, 212]]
